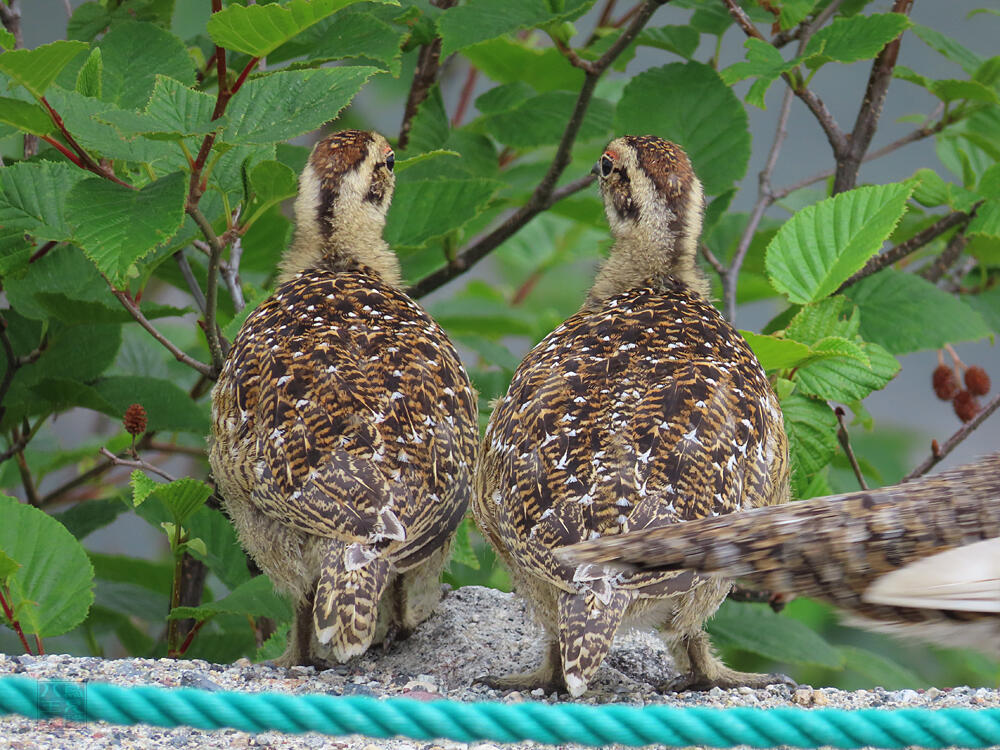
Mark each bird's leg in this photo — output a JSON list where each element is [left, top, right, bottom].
[[276, 591, 318, 668], [474, 638, 566, 694], [661, 629, 795, 692]]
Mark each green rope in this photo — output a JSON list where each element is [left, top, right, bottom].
[[1, 676, 999, 748]]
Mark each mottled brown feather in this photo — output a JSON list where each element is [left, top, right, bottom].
[[559, 453, 1000, 654], [210, 131, 477, 666], [474, 137, 789, 696]]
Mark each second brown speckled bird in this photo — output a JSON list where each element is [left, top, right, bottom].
[[210, 130, 478, 668], [559, 453, 1000, 656], [473, 136, 791, 697]]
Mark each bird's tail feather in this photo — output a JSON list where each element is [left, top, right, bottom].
[[558, 588, 633, 697], [314, 543, 391, 662]]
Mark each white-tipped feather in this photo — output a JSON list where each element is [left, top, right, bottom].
[[863, 537, 1000, 613]]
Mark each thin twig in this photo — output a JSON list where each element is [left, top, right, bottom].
[[836, 209, 973, 293], [0, 0, 23, 49], [409, 1, 667, 298], [451, 64, 479, 128], [832, 0, 913, 193], [834, 406, 868, 490], [700, 243, 726, 279], [771, 0, 843, 47], [188, 206, 227, 371], [98, 446, 177, 483], [724, 84, 794, 323], [919, 228, 969, 284], [38, 97, 133, 188], [903, 391, 1000, 482], [174, 252, 208, 316], [107, 286, 216, 379]]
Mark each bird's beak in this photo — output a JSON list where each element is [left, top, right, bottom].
[[591, 161, 601, 177]]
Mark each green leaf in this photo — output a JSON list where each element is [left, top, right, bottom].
[[42, 85, 177, 165], [98, 76, 221, 140], [0, 97, 55, 135], [0, 162, 87, 251], [385, 177, 502, 249], [804, 13, 910, 67], [911, 24, 983, 75], [706, 600, 843, 668], [0, 549, 19, 580], [255, 622, 290, 662], [842, 269, 991, 353], [895, 67, 999, 104], [0, 28, 14, 51], [130, 470, 159, 508], [785, 297, 860, 345], [840, 645, 926, 689], [207, 0, 388, 58], [740, 331, 813, 371], [401, 85, 450, 155], [0, 41, 88, 98], [462, 38, 583, 93], [75, 47, 103, 99], [94, 375, 211, 434], [911, 167, 951, 207], [65, 172, 187, 287], [765, 182, 916, 304], [439, 0, 595, 57], [776, 0, 816, 30], [222, 66, 375, 145], [269, 6, 408, 75], [0, 494, 94, 637], [96, 21, 194, 110], [186, 507, 252, 591], [722, 38, 808, 109], [483, 92, 613, 149], [781, 392, 838, 489], [636, 25, 699, 60], [967, 199, 1000, 239], [52, 499, 129, 541], [795, 340, 899, 403], [616, 61, 750, 195], [168, 573, 292, 622], [243, 160, 298, 228], [154, 477, 213, 526]]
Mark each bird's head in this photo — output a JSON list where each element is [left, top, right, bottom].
[[590, 136, 708, 300], [280, 130, 400, 285]]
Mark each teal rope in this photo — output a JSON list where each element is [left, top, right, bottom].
[[1, 676, 999, 748]]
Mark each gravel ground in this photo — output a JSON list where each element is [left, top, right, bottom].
[[1, 586, 997, 749]]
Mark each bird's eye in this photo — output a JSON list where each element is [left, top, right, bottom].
[[600, 154, 613, 177], [385, 152, 395, 172]]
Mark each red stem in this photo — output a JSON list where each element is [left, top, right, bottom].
[[0, 584, 34, 655], [33, 634, 44, 655], [451, 65, 478, 127], [232, 57, 260, 96], [39, 135, 82, 166], [176, 619, 206, 656], [39, 97, 133, 188]]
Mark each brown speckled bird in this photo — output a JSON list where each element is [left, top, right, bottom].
[[473, 136, 790, 697], [210, 130, 478, 668], [560, 454, 1000, 656]]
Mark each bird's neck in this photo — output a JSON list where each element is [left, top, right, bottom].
[[277, 214, 401, 288], [587, 227, 709, 308]]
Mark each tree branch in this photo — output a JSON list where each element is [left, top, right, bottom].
[[107, 285, 216, 379], [919, 228, 968, 284], [398, 0, 456, 151], [721, 0, 847, 156], [187, 207, 228, 369], [98, 446, 178, 484], [409, 0, 668, 298], [903, 390, 1000, 482], [832, 0, 914, 194], [836, 208, 973, 293]]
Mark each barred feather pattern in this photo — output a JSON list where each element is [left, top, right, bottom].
[[559, 454, 1000, 654], [211, 268, 477, 663], [474, 275, 789, 691]]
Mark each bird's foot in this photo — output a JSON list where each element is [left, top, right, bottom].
[[473, 669, 566, 696], [661, 668, 796, 693]]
